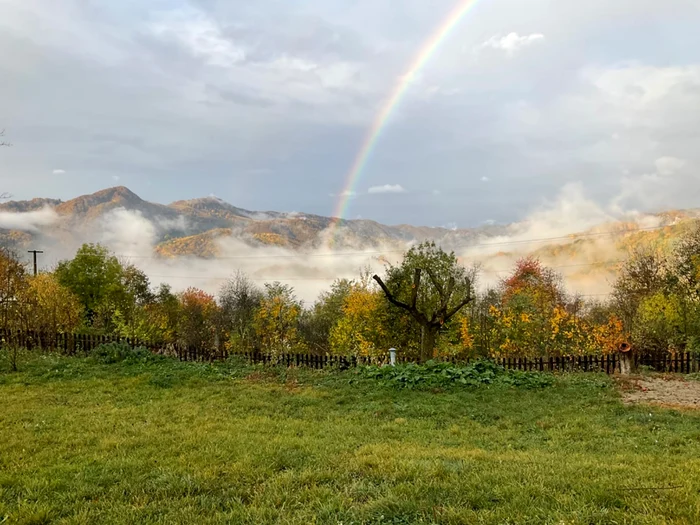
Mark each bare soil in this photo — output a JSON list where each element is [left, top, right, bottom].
[[617, 375, 700, 410]]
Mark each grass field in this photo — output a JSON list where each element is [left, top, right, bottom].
[[1, 352, 699, 524]]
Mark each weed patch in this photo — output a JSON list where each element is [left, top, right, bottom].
[[359, 360, 555, 390]]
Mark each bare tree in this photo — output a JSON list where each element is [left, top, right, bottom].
[[0, 129, 11, 148]]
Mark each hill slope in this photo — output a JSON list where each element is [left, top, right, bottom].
[[0, 186, 509, 256]]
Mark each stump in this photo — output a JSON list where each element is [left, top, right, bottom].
[[618, 342, 633, 375]]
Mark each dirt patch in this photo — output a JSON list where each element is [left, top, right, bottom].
[[618, 376, 700, 409]]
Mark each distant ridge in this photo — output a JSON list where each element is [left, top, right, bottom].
[[1, 187, 698, 270], [0, 186, 507, 256]]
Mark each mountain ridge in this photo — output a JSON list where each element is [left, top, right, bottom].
[[1, 187, 699, 267], [0, 186, 509, 256]]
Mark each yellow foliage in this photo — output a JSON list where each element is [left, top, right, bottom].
[[254, 294, 302, 356], [329, 286, 388, 357], [21, 273, 83, 333], [459, 316, 474, 351]]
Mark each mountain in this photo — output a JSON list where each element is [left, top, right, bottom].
[[1, 187, 699, 296], [0, 187, 511, 256]]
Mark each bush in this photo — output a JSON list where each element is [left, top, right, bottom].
[[359, 360, 554, 390]]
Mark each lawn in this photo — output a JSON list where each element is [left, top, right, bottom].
[[1, 352, 699, 524]]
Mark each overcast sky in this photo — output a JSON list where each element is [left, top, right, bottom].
[[1, 0, 699, 227]]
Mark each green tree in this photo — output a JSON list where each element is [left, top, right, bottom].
[[300, 278, 354, 353], [112, 265, 154, 339], [374, 242, 476, 362], [612, 248, 668, 335], [55, 244, 125, 326]]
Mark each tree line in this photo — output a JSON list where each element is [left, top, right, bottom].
[[1, 222, 700, 361]]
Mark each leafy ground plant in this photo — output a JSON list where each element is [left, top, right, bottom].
[[359, 359, 555, 389]]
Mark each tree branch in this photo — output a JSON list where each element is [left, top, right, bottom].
[[410, 268, 421, 309], [444, 277, 456, 309], [373, 274, 428, 325], [444, 294, 474, 321], [373, 275, 411, 311], [0, 129, 11, 148], [424, 267, 444, 297]]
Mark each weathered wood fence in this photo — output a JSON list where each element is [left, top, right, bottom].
[[1, 329, 698, 374]]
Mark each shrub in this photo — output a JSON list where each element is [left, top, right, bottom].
[[359, 360, 554, 390]]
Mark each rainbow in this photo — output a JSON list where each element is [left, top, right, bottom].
[[331, 0, 482, 226]]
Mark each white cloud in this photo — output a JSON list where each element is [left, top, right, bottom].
[[368, 184, 407, 194], [612, 157, 692, 213], [654, 156, 686, 176], [478, 32, 545, 57], [52, 169, 66, 175], [481, 176, 490, 182], [0, 207, 59, 232], [150, 8, 246, 67], [432, 189, 441, 195], [112, 175, 120, 182]]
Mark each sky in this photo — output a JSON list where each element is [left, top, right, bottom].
[[1, 0, 700, 228]]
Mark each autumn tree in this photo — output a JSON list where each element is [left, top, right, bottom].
[[329, 280, 390, 358], [178, 287, 219, 358], [0, 248, 28, 331], [374, 242, 476, 362], [21, 273, 82, 335], [488, 258, 597, 357], [301, 278, 354, 354], [254, 282, 303, 356], [219, 272, 263, 353], [131, 283, 181, 345]]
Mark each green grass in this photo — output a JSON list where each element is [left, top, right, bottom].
[[1, 352, 699, 524]]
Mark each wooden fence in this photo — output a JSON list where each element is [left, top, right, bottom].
[[1, 329, 698, 374]]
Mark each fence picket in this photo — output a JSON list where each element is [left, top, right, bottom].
[[3, 329, 700, 375]]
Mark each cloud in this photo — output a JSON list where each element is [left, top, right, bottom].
[[112, 175, 120, 182], [0, 207, 59, 232], [3, 0, 700, 230], [367, 184, 407, 194], [612, 156, 694, 213], [478, 32, 545, 57], [149, 8, 246, 68], [481, 176, 490, 182], [52, 169, 66, 175], [432, 190, 441, 195], [654, 156, 686, 176]]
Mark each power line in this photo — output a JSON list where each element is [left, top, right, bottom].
[[114, 224, 669, 261]]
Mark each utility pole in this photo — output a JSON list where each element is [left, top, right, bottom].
[[27, 250, 44, 276]]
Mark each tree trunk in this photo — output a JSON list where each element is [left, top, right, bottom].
[[420, 325, 437, 363]]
